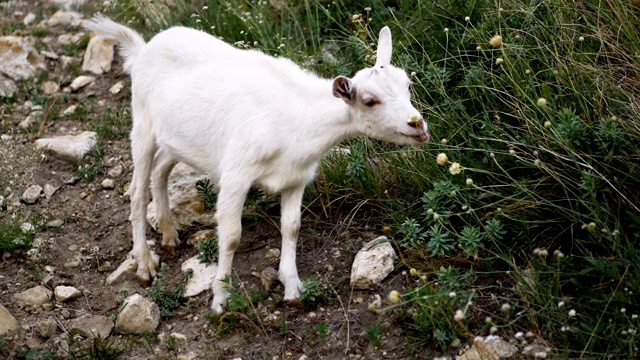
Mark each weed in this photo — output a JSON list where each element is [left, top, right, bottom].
[[68, 333, 129, 360], [315, 322, 329, 340], [299, 277, 328, 308], [144, 263, 192, 318], [363, 325, 384, 348], [0, 217, 35, 255], [196, 178, 216, 212], [197, 233, 218, 264], [74, 145, 105, 181]]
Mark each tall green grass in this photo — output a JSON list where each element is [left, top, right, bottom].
[[110, 0, 639, 357]]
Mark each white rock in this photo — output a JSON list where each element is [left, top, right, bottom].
[[101, 178, 115, 189], [54, 286, 81, 302], [21, 222, 35, 232], [35, 131, 97, 162], [170, 332, 187, 342], [177, 352, 198, 360], [62, 104, 77, 115], [114, 294, 160, 334], [181, 255, 217, 297], [43, 183, 59, 200], [23, 13, 36, 26], [46, 10, 83, 27], [107, 164, 123, 178], [0, 303, 18, 335], [147, 163, 215, 229], [82, 35, 115, 75], [69, 75, 95, 91], [50, 0, 87, 10], [456, 335, 517, 360], [0, 36, 47, 81], [13, 285, 53, 307], [41, 81, 59, 95], [68, 315, 114, 338], [0, 74, 17, 97], [106, 252, 159, 285], [350, 236, 397, 289], [18, 110, 42, 129], [46, 219, 64, 228], [108, 80, 124, 94], [41, 50, 59, 59], [60, 55, 75, 68], [21, 185, 42, 204]]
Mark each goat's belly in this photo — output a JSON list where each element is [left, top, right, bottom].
[[255, 165, 318, 193]]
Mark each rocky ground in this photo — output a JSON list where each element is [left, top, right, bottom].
[[0, 1, 419, 359]]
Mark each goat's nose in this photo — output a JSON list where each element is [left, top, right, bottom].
[[407, 115, 425, 129]]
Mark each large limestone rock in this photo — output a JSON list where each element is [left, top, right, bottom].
[[13, 286, 53, 308], [181, 256, 217, 297], [68, 315, 114, 338], [82, 35, 115, 74], [54, 286, 81, 302], [0, 36, 46, 82], [35, 131, 97, 162], [45, 10, 83, 27], [350, 236, 397, 289], [114, 294, 160, 334], [0, 303, 18, 335], [147, 163, 215, 229], [21, 185, 43, 204]]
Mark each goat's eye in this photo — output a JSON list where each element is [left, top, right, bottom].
[[363, 98, 379, 107]]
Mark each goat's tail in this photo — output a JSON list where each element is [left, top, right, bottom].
[[84, 14, 146, 74]]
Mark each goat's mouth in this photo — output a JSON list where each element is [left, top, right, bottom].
[[406, 130, 429, 143]]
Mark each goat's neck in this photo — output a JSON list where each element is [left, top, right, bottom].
[[289, 80, 360, 160]]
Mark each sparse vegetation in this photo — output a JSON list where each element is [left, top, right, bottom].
[[143, 263, 192, 318]]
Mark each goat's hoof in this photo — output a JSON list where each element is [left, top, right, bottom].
[[136, 275, 151, 288], [162, 244, 176, 256]]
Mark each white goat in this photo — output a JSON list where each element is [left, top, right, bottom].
[[85, 15, 429, 313]]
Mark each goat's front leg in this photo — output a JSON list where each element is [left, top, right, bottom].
[[211, 182, 249, 314], [279, 185, 305, 304]]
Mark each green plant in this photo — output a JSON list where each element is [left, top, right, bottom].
[[196, 178, 217, 212], [144, 263, 192, 318], [197, 233, 218, 264], [363, 325, 384, 348], [299, 277, 328, 308], [68, 334, 129, 360]]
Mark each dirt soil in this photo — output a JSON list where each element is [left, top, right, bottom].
[[0, 2, 423, 359]]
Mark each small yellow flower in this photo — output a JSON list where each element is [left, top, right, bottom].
[[409, 268, 419, 277], [466, 178, 473, 186], [476, 46, 482, 51], [544, 121, 552, 129], [534, 159, 542, 166], [579, 36, 585, 42], [537, 98, 547, 107], [440, 138, 448, 145], [436, 153, 448, 165], [388, 290, 401, 303], [489, 34, 503, 48], [433, 213, 440, 221], [496, 57, 504, 65], [525, 69, 531, 75], [449, 162, 462, 175]]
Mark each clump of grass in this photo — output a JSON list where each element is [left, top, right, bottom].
[[0, 217, 36, 255], [197, 232, 218, 264], [143, 263, 192, 318], [299, 277, 328, 308]]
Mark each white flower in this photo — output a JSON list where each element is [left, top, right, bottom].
[[449, 162, 462, 175], [388, 290, 401, 303], [501, 303, 511, 312], [496, 57, 504, 65], [489, 34, 503, 48], [621, 308, 627, 313], [436, 153, 448, 165], [490, 326, 498, 334], [558, 301, 565, 308], [465, 16, 471, 22], [544, 121, 552, 128], [444, 28, 449, 32], [568, 309, 577, 317], [515, 331, 524, 339], [537, 98, 547, 107], [448, 291, 456, 298], [466, 178, 473, 186], [433, 213, 440, 221], [578, 36, 585, 42], [454, 309, 465, 321]]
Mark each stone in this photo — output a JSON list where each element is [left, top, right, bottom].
[[170, 332, 187, 342], [69, 75, 95, 91], [456, 335, 517, 360], [106, 254, 159, 285], [46, 10, 83, 27], [35, 131, 97, 162], [147, 163, 215, 229], [13, 285, 53, 307], [62, 104, 77, 115], [50, 0, 87, 10], [0, 303, 18, 335], [109, 80, 124, 94], [37, 319, 57, 338], [0, 74, 17, 97], [68, 315, 114, 338], [54, 286, 81, 302], [21, 185, 43, 204], [259, 267, 278, 290], [101, 178, 115, 189], [265, 248, 280, 264], [57, 33, 85, 45], [350, 236, 397, 289], [41, 81, 59, 95], [0, 36, 47, 81], [82, 35, 115, 74], [114, 294, 160, 334], [46, 219, 64, 228], [23, 13, 36, 26], [186, 229, 215, 246], [18, 110, 43, 129], [43, 183, 59, 200], [107, 165, 123, 178], [180, 256, 217, 297], [177, 352, 198, 360]]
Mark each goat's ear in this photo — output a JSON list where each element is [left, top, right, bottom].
[[375, 26, 392, 68], [332, 76, 355, 103]]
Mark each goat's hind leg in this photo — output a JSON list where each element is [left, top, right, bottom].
[[128, 107, 158, 286], [151, 148, 180, 255]]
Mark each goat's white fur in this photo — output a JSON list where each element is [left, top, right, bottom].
[[85, 15, 429, 313]]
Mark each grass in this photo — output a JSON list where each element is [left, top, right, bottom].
[[143, 263, 193, 318], [105, 0, 640, 357]]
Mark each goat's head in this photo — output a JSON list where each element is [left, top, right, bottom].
[[332, 26, 429, 145]]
